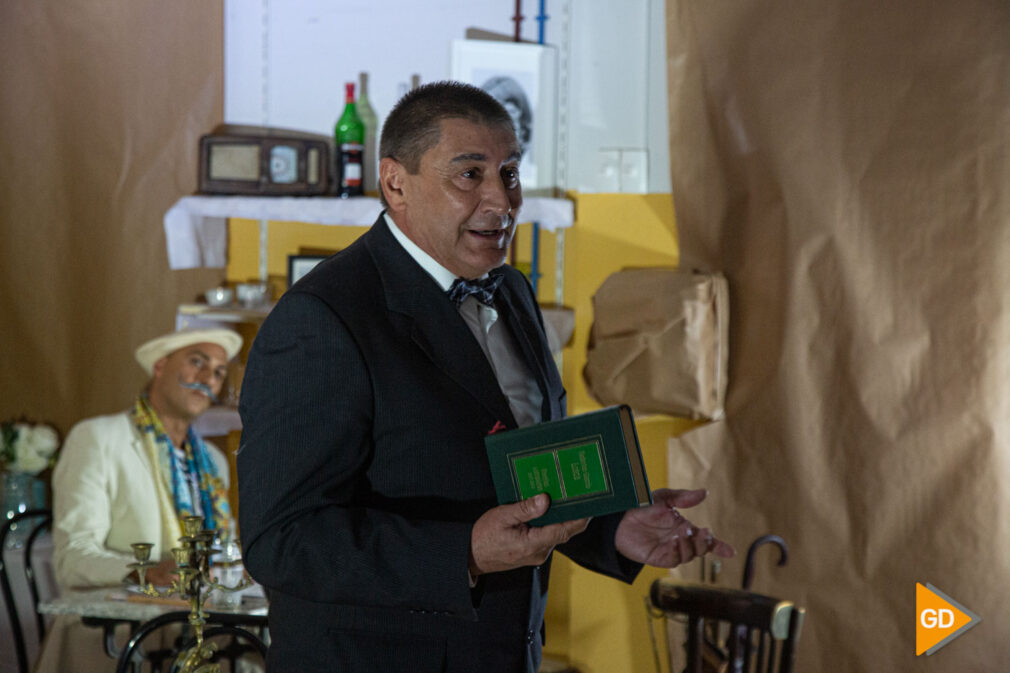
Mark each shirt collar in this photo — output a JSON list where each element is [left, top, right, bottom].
[[383, 212, 489, 291]]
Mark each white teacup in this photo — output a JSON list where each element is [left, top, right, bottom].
[[205, 287, 234, 307], [235, 282, 270, 307]]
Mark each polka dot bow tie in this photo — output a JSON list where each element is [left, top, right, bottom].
[[446, 275, 504, 307]]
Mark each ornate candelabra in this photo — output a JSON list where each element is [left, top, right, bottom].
[[128, 515, 251, 673]]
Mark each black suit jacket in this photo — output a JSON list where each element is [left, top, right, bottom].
[[238, 215, 639, 672]]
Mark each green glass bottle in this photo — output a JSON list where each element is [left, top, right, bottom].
[[334, 81, 365, 197]]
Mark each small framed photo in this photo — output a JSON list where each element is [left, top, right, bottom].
[[451, 39, 558, 192], [287, 254, 329, 288]]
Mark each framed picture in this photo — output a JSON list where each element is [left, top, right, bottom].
[[451, 39, 558, 192], [287, 254, 329, 287]]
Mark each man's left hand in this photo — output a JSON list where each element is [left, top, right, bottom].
[[614, 488, 735, 567]]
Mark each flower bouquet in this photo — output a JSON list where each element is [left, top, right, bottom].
[[2, 420, 60, 548], [1, 421, 60, 475]]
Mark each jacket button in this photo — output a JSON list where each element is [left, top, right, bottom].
[[526, 629, 535, 644]]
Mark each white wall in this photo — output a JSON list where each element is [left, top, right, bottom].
[[563, 0, 671, 192], [224, 0, 670, 193]]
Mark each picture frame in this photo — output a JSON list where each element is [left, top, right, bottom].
[[287, 254, 329, 288], [451, 39, 558, 192]]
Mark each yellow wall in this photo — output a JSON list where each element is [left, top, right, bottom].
[[225, 193, 702, 673], [225, 216, 560, 304], [544, 194, 702, 673], [226, 219, 370, 295]]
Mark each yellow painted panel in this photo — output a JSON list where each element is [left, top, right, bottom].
[[560, 193, 680, 416], [511, 223, 560, 307], [227, 218, 370, 300], [542, 193, 717, 673], [554, 414, 702, 673], [227, 217, 559, 305]]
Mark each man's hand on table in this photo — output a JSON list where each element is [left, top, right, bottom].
[[127, 557, 178, 586]]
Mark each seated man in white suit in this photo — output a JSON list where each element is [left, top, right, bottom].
[[36, 328, 241, 673]]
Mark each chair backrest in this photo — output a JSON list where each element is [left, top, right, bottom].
[[1, 508, 53, 673], [112, 611, 269, 673], [650, 578, 805, 673]]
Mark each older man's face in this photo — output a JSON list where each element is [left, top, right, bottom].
[[149, 343, 229, 424], [388, 118, 523, 279]]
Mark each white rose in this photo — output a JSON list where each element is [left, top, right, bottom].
[[13, 450, 49, 474], [8, 423, 30, 462], [26, 424, 60, 458], [10, 423, 59, 475]]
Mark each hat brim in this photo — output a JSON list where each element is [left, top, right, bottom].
[[135, 328, 243, 376]]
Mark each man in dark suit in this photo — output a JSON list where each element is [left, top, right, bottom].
[[237, 81, 733, 673]]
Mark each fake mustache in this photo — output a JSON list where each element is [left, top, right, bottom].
[[178, 378, 219, 404]]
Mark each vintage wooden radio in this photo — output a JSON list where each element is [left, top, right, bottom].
[[198, 124, 332, 196]]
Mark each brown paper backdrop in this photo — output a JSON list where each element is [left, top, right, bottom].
[[0, 2, 225, 437], [665, 0, 1010, 669]]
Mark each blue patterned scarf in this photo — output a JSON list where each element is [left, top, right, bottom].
[[131, 395, 232, 532]]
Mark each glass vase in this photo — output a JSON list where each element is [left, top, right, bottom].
[[2, 471, 40, 549]]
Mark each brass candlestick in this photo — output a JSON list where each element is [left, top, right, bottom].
[[128, 515, 252, 673]]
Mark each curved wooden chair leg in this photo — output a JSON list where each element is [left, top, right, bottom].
[[1, 509, 53, 673], [113, 611, 191, 673], [169, 624, 268, 673]]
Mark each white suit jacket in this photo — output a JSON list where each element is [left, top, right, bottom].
[[52, 411, 228, 588]]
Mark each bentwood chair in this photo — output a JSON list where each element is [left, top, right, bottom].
[[649, 578, 805, 673], [112, 610, 269, 673], [1, 508, 54, 673]]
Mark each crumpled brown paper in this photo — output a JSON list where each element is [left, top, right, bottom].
[[664, 0, 1010, 670], [583, 268, 729, 420], [0, 3, 225, 437]]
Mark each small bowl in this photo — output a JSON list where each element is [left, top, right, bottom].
[[205, 287, 233, 307], [236, 282, 270, 307]]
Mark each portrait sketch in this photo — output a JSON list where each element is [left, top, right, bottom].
[[479, 75, 534, 161], [451, 40, 558, 191]]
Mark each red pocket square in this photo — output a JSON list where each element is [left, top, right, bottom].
[[488, 420, 507, 435]]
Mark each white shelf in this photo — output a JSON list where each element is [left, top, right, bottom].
[[176, 302, 273, 324], [164, 194, 575, 269]]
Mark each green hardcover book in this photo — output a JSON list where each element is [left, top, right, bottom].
[[484, 405, 652, 526]]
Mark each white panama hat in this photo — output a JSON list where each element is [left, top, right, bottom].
[[134, 328, 243, 376]]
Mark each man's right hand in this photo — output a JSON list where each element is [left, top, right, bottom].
[[128, 557, 177, 587], [468, 493, 590, 577]]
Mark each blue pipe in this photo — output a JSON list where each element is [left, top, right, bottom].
[[536, 0, 549, 44], [530, 221, 541, 292], [530, 0, 549, 294]]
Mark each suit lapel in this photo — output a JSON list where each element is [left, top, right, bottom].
[[365, 217, 517, 427], [410, 297, 518, 428]]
